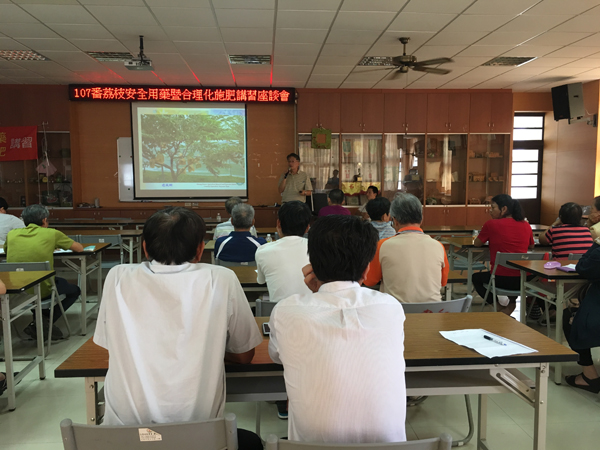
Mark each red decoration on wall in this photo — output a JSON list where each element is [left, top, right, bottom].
[[0, 126, 37, 161], [69, 85, 295, 104]]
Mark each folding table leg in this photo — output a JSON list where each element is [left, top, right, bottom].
[[554, 281, 565, 384], [1, 294, 16, 411], [80, 256, 87, 335], [35, 284, 46, 380], [477, 394, 490, 450], [534, 363, 549, 450]]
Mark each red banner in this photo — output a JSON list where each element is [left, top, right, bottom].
[[69, 85, 295, 104], [0, 126, 38, 161]]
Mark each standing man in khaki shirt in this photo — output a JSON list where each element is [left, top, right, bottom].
[[278, 153, 312, 203]]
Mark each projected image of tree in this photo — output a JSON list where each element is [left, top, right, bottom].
[[140, 111, 245, 183]]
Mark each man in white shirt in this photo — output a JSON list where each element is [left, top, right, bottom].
[[269, 215, 407, 443], [255, 201, 312, 303], [0, 197, 25, 245], [213, 196, 258, 240], [94, 207, 263, 449]]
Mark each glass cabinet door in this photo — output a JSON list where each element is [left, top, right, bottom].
[[467, 134, 510, 205], [298, 134, 339, 192], [341, 134, 382, 202], [384, 134, 425, 203], [0, 131, 72, 208], [424, 134, 467, 205]]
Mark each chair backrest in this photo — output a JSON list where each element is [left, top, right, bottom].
[[567, 253, 584, 261], [0, 261, 52, 272], [215, 258, 257, 267], [60, 413, 238, 450], [493, 252, 546, 274], [256, 298, 277, 317], [266, 433, 452, 450], [402, 296, 472, 314]]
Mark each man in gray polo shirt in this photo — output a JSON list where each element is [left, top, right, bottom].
[[278, 153, 312, 203]]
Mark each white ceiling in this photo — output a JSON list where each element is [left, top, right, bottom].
[[1, 0, 600, 91]]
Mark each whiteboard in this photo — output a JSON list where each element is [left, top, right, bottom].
[[117, 137, 134, 202]]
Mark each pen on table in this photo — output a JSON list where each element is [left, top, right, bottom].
[[483, 335, 507, 346]]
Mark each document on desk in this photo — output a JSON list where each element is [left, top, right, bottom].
[[440, 329, 537, 358]]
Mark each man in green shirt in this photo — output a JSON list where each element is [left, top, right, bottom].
[[4, 204, 84, 340]]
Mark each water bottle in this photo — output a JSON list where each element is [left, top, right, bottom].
[[274, 232, 279, 241], [472, 229, 479, 239], [216, 213, 221, 222], [266, 234, 273, 243]]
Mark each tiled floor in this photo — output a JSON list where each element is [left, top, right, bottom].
[[1, 299, 600, 450]]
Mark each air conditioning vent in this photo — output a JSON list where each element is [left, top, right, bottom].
[[86, 51, 134, 62], [482, 56, 536, 67], [228, 55, 271, 65]]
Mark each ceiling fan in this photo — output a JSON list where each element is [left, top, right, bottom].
[[359, 37, 453, 79]]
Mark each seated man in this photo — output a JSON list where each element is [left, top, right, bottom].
[[364, 193, 449, 303], [256, 201, 312, 303], [366, 197, 396, 240], [0, 197, 25, 245], [269, 215, 406, 443], [213, 196, 258, 240], [94, 208, 263, 448], [318, 189, 351, 217], [359, 185, 379, 219], [214, 203, 266, 263], [4, 204, 83, 340]]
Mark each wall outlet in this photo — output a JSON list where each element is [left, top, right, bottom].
[[192, 202, 198, 207], [185, 202, 191, 206]]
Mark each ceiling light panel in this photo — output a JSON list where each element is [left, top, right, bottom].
[[0, 50, 48, 61], [86, 51, 134, 61], [358, 56, 394, 66]]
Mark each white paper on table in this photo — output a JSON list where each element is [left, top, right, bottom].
[[563, 264, 577, 270], [53, 249, 72, 253], [0, 248, 4, 254], [440, 329, 538, 358]]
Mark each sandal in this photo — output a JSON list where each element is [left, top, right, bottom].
[[0, 372, 20, 396], [565, 373, 600, 394]]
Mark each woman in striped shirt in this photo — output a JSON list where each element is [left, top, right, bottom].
[[539, 202, 593, 258]]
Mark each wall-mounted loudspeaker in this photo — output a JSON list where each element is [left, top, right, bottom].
[[551, 82, 584, 121]]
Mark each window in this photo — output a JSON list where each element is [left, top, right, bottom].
[[511, 114, 543, 200]]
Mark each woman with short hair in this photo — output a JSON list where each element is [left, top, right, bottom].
[[472, 194, 534, 315]]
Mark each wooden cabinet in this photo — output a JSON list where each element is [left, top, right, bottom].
[[470, 92, 513, 133], [384, 93, 427, 133], [422, 206, 446, 226], [427, 93, 469, 133], [341, 93, 383, 133], [405, 93, 428, 133], [254, 208, 278, 228], [422, 206, 466, 226], [466, 205, 491, 227], [297, 92, 340, 132]]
